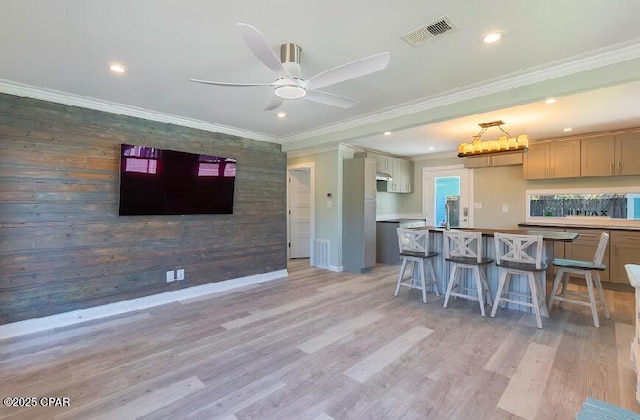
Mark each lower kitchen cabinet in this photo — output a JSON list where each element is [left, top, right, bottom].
[[376, 219, 425, 264], [610, 230, 640, 284]]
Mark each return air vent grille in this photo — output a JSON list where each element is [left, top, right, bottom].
[[401, 16, 457, 47], [312, 239, 329, 269]]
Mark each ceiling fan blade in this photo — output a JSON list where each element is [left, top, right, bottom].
[[264, 96, 285, 111], [305, 52, 390, 91], [304, 90, 357, 108], [190, 78, 273, 87], [237, 23, 292, 79]]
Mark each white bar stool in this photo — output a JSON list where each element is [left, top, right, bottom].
[[394, 228, 440, 304], [491, 232, 549, 329], [548, 232, 610, 327], [443, 230, 493, 316]]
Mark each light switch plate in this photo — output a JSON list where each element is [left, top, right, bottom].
[[166, 270, 175, 282], [176, 269, 185, 281], [502, 204, 509, 213]]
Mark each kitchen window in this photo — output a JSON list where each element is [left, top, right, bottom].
[[526, 187, 640, 226]]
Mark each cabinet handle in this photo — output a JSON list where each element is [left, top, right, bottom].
[[618, 161, 622, 173], [610, 163, 614, 175]]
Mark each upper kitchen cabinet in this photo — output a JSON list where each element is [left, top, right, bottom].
[[580, 132, 640, 177], [387, 157, 414, 193], [581, 135, 616, 177], [615, 132, 640, 176], [368, 151, 389, 174], [523, 139, 581, 179], [463, 153, 523, 169], [355, 150, 413, 193]]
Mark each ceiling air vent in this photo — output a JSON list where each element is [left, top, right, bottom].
[[401, 16, 457, 47]]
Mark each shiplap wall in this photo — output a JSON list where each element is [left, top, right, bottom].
[[0, 93, 287, 324]]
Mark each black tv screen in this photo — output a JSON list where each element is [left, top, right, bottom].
[[118, 144, 236, 215]]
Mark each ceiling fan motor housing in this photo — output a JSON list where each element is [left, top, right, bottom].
[[280, 43, 301, 64], [280, 43, 302, 80]]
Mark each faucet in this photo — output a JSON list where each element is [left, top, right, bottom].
[[444, 202, 451, 230]]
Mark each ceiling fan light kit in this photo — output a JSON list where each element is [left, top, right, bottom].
[[190, 23, 390, 111], [274, 85, 306, 99]]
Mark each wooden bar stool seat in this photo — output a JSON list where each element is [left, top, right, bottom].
[[394, 228, 440, 304], [491, 232, 549, 329], [443, 230, 493, 316], [548, 232, 610, 327]]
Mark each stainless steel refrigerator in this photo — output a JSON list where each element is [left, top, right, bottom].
[[342, 158, 376, 273]]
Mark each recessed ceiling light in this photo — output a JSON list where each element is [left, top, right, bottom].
[[428, 147, 435, 151], [545, 98, 557, 105], [384, 131, 392, 136], [276, 112, 287, 118], [109, 63, 126, 73], [563, 127, 573, 132], [482, 31, 504, 44]]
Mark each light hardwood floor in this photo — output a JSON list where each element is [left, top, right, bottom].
[[1, 260, 638, 419]]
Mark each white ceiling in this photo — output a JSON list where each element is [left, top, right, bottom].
[[1, 0, 640, 157]]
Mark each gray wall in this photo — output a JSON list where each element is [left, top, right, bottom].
[[0, 93, 287, 324]]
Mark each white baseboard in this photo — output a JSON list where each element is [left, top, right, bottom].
[[328, 265, 344, 272], [0, 269, 288, 340]]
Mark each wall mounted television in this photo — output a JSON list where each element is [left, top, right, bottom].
[[118, 144, 236, 216]]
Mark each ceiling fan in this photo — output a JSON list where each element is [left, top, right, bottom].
[[190, 23, 390, 111]]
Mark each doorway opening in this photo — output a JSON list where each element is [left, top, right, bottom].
[[422, 165, 473, 228], [287, 163, 315, 260]]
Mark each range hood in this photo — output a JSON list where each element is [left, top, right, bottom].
[[376, 172, 393, 181]]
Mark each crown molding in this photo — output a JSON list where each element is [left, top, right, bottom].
[[0, 80, 279, 144], [285, 142, 343, 158], [280, 37, 640, 145]]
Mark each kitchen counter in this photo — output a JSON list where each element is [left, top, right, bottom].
[[520, 222, 640, 232], [411, 226, 579, 242]]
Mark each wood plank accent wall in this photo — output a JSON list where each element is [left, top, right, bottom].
[[0, 93, 287, 324]]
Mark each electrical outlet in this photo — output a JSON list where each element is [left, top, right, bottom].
[[176, 268, 185, 281], [502, 204, 509, 213], [166, 270, 175, 282]]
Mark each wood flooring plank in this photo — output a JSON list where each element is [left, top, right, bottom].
[[182, 377, 286, 419], [484, 325, 535, 378], [534, 315, 593, 420], [497, 343, 558, 420], [344, 326, 433, 383], [220, 291, 336, 329], [297, 312, 385, 354], [312, 413, 335, 420], [54, 376, 205, 420], [615, 322, 637, 411]]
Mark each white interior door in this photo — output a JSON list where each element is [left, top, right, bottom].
[[288, 168, 311, 258], [423, 167, 473, 228]]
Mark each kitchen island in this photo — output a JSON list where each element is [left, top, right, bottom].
[[403, 226, 578, 312]]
